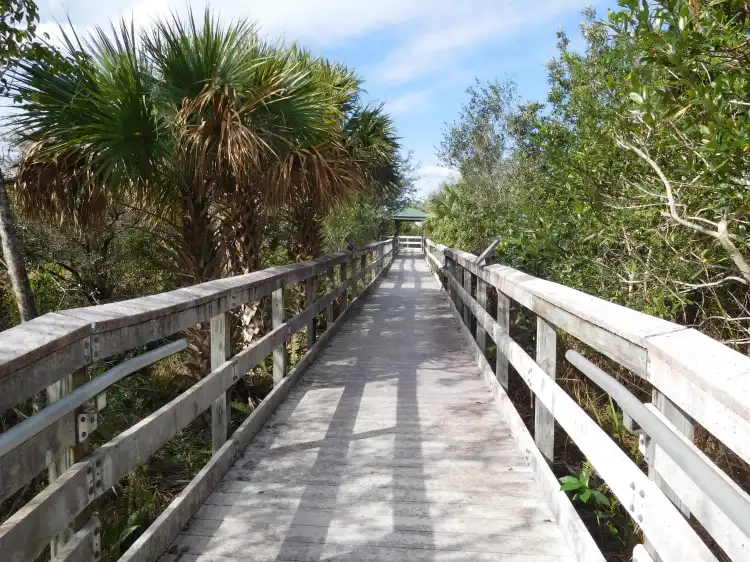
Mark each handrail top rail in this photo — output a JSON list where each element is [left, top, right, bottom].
[[0, 239, 394, 413], [427, 239, 750, 428]]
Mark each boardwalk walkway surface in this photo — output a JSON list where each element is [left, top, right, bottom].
[[161, 253, 576, 562]]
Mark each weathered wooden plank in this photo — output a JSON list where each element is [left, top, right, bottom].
[[305, 276, 317, 349], [462, 267, 472, 329], [51, 516, 99, 562], [210, 313, 232, 453], [476, 277, 488, 353], [0, 313, 91, 415], [649, 390, 693, 517], [0, 313, 90, 380], [647, 351, 750, 465], [431, 265, 604, 562], [47, 368, 88, 555], [119, 249, 394, 562], [0, 412, 76, 503], [272, 286, 285, 385], [535, 316, 556, 464], [0, 457, 90, 562], [633, 545, 655, 562], [646, 328, 750, 428], [325, 266, 334, 328], [646, 404, 750, 561], [496, 289, 510, 390], [446, 247, 682, 348], [0, 253, 352, 411], [442, 265, 719, 562], [161, 254, 572, 562], [175, 521, 570, 554]]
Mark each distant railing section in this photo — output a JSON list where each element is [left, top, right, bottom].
[[423, 238, 750, 562], [0, 238, 396, 562], [396, 235, 423, 250]]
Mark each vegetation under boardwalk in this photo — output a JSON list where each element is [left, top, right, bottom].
[[161, 254, 575, 562]]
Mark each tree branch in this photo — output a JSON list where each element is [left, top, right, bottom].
[[617, 138, 750, 284]]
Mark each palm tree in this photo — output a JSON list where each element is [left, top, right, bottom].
[[10, 12, 331, 373]]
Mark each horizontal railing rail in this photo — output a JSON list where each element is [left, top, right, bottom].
[[0, 238, 395, 562], [396, 235, 423, 251], [423, 237, 750, 562]]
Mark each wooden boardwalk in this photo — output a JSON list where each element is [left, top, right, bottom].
[[161, 253, 576, 562]]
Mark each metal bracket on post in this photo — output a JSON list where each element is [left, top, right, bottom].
[[76, 401, 98, 444], [475, 237, 500, 266]]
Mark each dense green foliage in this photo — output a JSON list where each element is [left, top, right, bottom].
[[428, 0, 750, 345]]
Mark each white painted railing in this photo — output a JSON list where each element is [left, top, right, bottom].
[[424, 238, 750, 562], [396, 235, 423, 250], [0, 239, 395, 562]]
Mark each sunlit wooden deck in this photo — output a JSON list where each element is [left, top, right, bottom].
[[161, 254, 576, 561]]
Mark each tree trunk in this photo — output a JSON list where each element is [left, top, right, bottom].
[[0, 171, 37, 322]]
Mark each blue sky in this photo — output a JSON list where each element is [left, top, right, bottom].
[[33, 0, 618, 198]]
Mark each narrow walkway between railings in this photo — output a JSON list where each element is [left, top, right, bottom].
[[161, 254, 576, 562]]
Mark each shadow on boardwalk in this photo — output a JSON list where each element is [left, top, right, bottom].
[[163, 254, 575, 562]]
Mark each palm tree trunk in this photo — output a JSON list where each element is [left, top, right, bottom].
[[0, 171, 37, 322]]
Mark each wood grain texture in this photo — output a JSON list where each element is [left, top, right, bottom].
[[272, 286, 285, 386], [119, 248, 395, 562], [0, 412, 76, 503], [476, 277, 488, 353], [535, 317, 556, 464], [429, 265, 604, 562], [160, 255, 575, 562], [0, 253, 356, 411], [211, 313, 232, 453], [441, 265, 720, 562], [496, 290, 510, 390]]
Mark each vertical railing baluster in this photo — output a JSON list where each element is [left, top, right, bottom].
[[360, 253, 367, 286], [47, 369, 87, 554], [349, 252, 357, 301], [341, 261, 348, 309], [211, 312, 231, 452], [272, 284, 285, 385], [535, 317, 556, 463], [463, 267, 472, 329], [326, 265, 335, 328], [476, 275, 488, 354], [306, 275, 317, 349], [496, 290, 510, 390]]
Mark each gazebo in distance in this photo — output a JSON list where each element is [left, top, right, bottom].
[[392, 207, 427, 236]]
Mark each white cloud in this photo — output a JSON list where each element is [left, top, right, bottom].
[[414, 165, 460, 199], [373, 0, 585, 85], [385, 90, 432, 115]]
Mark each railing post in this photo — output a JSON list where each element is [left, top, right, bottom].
[[476, 275, 488, 354], [340, 261, 348, 308], [535, 316, 556, 463], [210, 312, 231, 452], [326, 265, 335, 328], [47, 369, 88, 555], [643, 393, 694, 562], [462, 267, 472, 330], [349, 252, 357, 301], [306, 275, 317, 349], [650, 391, 694, 515], [360, 253, 367, 286], [496, 290, 510, 390], [272, 284, 285, 385], [445, 256, 456, 305]]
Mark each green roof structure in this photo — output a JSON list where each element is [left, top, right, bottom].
[[392, 207, 427, 221]]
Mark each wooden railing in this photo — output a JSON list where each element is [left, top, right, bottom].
[[0, 238, 395, 562], [424, 238, 750, 562], [396, 235, 423, 250]]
